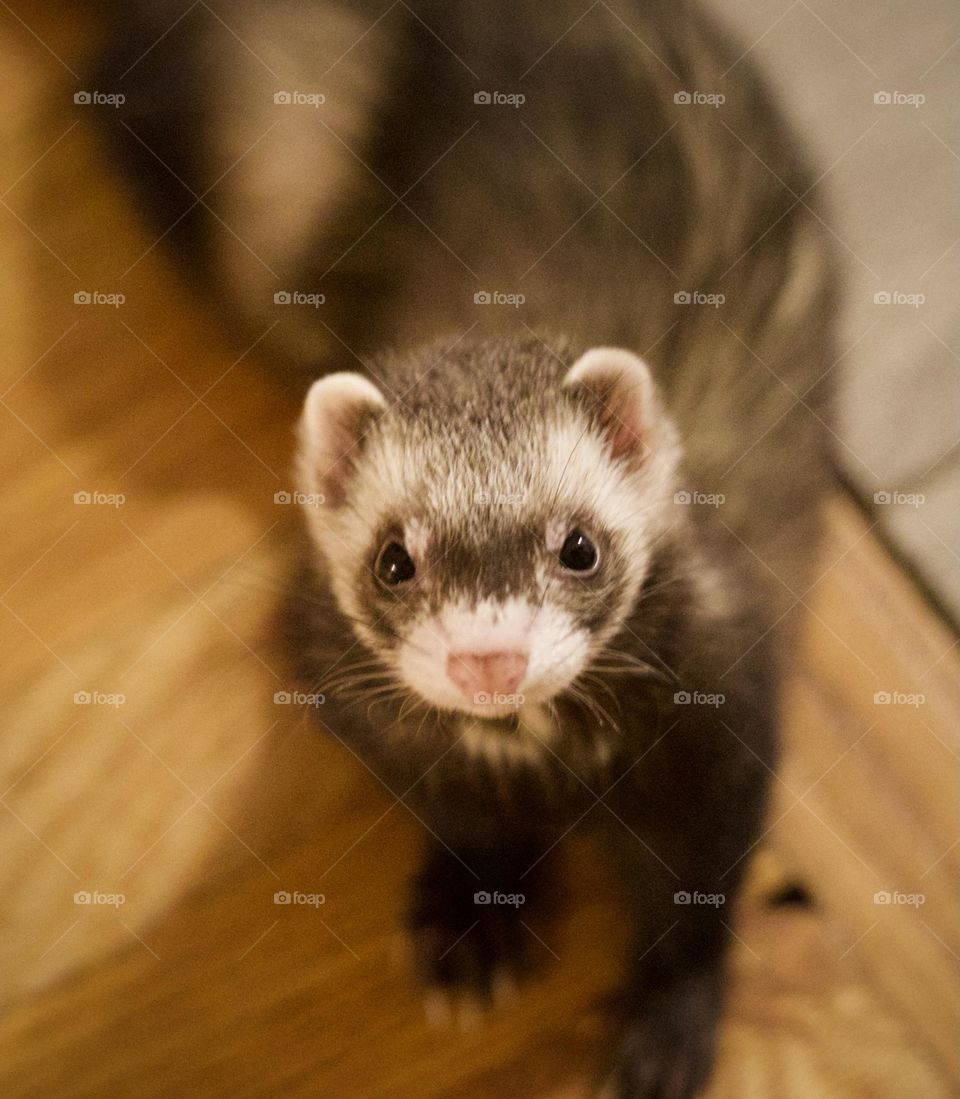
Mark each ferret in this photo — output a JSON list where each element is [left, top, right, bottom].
[[97, 0, 837, 1094]]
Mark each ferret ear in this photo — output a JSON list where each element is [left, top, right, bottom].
[[298, 372, 388, 507], [562, 347, 664, 464]]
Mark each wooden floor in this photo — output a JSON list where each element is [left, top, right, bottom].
[[1, 6, 958, 1097]]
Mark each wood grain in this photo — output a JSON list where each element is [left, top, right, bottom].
[[0, 6, 957, 1097]]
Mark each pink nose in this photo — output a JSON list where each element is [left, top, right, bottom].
[[446, 651, 529, 701]]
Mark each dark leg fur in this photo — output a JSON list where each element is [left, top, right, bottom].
[[604, 671, 774, 1097], [612, 854, 742, 1099], [408, 838, 549, 1000]]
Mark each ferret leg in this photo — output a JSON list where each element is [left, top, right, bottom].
[[606, 707, 770, 1099], [406, 836, 548, 1004]]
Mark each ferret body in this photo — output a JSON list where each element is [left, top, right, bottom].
[[99, 1, 837, 1094]]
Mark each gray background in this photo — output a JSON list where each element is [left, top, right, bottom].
[[707, 0, 960, 620]]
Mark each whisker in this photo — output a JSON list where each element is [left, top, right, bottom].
[[579, 671, 622, 713], [564, 681, 619, 733]]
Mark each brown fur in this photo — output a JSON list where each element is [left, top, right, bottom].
[[97, 3, 837, 1095]]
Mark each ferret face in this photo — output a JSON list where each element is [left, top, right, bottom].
[[297, 342, 680, 720]]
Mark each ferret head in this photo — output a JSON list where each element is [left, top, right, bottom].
[[296, 339, 681, 720]]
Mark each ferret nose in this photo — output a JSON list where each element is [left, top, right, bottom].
[[446, 651, 529, 701]]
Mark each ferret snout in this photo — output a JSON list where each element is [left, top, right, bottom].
[[446, 651, 528, 701], [397, 599, 587, 714]]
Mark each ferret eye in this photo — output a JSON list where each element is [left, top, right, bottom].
[[375, 541, 416, 586], [558, 529, 599, 572]]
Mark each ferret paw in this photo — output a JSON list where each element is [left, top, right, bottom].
[[421, 970, 515, 1030], [407, 843, 552, 1006], [610, 1026, 713, 1099], [408, 899, 528, 1004], [608, 979, 720, 1099]]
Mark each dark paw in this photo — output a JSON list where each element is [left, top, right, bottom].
[[610, 975, 721, 1099], [407, 852, 537, 1008]]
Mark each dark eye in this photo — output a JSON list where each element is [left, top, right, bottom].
[[558, 529, 599, 572], [375, 541, 416, 586]]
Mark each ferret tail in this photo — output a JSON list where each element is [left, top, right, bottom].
[[92, 0, 396, 369]]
